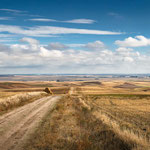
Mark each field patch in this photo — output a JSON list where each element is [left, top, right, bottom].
[[87, 94, 150, 149], [114, 82, 140, 89], [81, 81, 102, 86]]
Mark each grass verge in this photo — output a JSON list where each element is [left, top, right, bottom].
[[0, 92, 48, 115]]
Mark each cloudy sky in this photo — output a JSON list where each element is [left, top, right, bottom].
[[0, 0, 150, 74]]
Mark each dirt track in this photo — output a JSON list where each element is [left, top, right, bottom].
[[0, 95, 61, 150], [69, 87, 75, 95]]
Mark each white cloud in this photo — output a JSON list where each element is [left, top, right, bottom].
[[0, 25, 122, 37], [123, 57, 134, 62], [0, 44, 10, 52], [0, 38, 16, 43], [32, 26, 119, 35], [45, 42, 69, 50], [0, 34, 17, 43], [115, 47, 140, 62], [0, 8, 27, 13], [39, 47, 63, 58], [63, 19, 96, 24], [1, 38, 150, 74], [28, 18, 96, 24], [84, 41, 105, 50], [0, 34, 15, 37], [115, 36, 150, 47], [20, 37, 39, 51], [116, 47, 133, 52], [28, 18, 56, 22], [20, 37, 39, 45], [67, 44, 85, 47]]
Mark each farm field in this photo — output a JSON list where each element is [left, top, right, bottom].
[[0, 79, 150, 150]]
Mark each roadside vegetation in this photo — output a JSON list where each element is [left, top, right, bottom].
[[0, 92, 47, 115], [0, 92, 17, 98]]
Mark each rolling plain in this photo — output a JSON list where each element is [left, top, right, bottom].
[[0, 77, 150, 150]]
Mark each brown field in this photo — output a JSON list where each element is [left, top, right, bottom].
[[0, 79, 150, 150]]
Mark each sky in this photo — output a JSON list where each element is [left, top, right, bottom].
[[0, 0, 150, 74]]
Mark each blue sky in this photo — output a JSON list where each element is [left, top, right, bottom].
[[0, 0, 150, 74]]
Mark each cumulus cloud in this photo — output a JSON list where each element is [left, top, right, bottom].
[[20, 37, 39, 51], [84, 41, 105, 50], [123, 57, 134, 62], [39, 47, 63, 58], [0, 44, 10, 52], [20, 37, 39, 45], [116, 47, 133, 52], [67, 44, 85, 47], [115, 36, 150, 47], [0, 25, 121, 37], [45, 42, 69, 50], [1, 38, 150, 74], [115, 47, 140, 63]]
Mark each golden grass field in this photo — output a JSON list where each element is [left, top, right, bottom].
[[1, 79, 150, 150]]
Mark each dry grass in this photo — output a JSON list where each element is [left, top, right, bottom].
[[21, 80, 150, 150], [0, 92, 47, 114], [1, 80, 150, 149], [0, 81, 70, 94], [0, 92, 17, 98], [77, 80, 150, 95], [51, 87, 70, 94], [85, 94, 150, 149], [24, 95, 136, 150]]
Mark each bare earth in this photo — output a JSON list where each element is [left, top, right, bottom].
[[0, 95, 61, 150]]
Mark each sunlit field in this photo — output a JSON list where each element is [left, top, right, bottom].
[[1, 79, 150, 150]]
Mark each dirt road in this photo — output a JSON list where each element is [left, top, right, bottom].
[[0, 95, 61, 150], [69, 87, 75, 95]]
